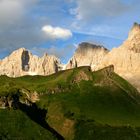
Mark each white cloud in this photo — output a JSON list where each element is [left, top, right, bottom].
[[42, 25, 72, 40]]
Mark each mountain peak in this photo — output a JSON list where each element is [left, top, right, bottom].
[[16, 47, 26, 52], [9, 48, 28, 57], [77, 42, 108, 52], [132, 22, 140, 30], [120, 22, 140, 52], [66, 42, 109, 70], [0, 48, 61, 77], [128, 22, 140, 39]]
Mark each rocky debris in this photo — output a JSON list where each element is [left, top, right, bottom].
[[72, 70, 92, 83], [30, 92, 40, 103], [20, 89, 40, 103], [0, 96, 15, 109], [101, 65, 114, 77], [0, 96, 8, 109], [0, 48, 62, 77], [0, 89, 40, 109], [93, 65, 115, 87], [66, 42, 109, 70]]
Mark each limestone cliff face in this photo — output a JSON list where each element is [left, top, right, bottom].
[[98, 23, 140, 91], [65, 23, 140, 92], [0, 48, 61, 77], [66, 42, 109, 70], [1, 22, 140, 92], [124, 22, 140, 52]]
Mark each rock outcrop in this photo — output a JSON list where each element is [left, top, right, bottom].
[[97, 22, 140, 91], [65, 23, 140, 92], [0, 88, 40, 109], [66, 42, 109, 70], [0, 48, 62, 77]]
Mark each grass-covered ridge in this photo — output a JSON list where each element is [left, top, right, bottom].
[[1, 66, 140, 140]]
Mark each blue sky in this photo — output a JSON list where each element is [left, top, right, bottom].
[[0, 0, 140, 63]]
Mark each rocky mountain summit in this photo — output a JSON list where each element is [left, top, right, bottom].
[[65, 22, 140, 92], [66, 42, 109, 70], [0, 22, 140, 92], [0, 48, 62, 77], [97, 22, 140, 91], [125, 22, 140, 52]]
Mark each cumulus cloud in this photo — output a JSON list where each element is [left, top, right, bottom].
[[71, 0, 130, 20], [0, 0, 74, 58], [42, 25, 72, 40]]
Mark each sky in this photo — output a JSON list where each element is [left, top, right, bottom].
[[0, 0, 140, 63]]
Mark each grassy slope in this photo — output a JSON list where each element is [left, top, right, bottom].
[[1, 66, 140, 139], [0, 109, 56, 140]]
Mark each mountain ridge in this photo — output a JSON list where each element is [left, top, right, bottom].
[[97, 22, 140, 92], [66, 22, 140, 92], [0, 22, 140, 92], [0, 47, 62, 77]]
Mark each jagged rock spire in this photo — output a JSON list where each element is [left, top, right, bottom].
[[120, 22, 140, 52], [0, 48, 62, 77], [128, 22, 140, 39]]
